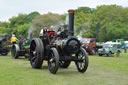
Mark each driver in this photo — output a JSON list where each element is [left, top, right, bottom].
[[40, 26, 48, 36]]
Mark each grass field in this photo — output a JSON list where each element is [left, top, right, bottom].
[[0, 51, 128, 85]]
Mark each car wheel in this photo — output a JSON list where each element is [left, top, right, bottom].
[[107, 52, 112, 57], [98, 54, 103, 56]]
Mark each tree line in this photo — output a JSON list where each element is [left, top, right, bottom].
[[75, 5, 128, 41], [0, 5, 128, 41]]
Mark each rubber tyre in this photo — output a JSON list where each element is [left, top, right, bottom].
[[98, 54, 103, 56], [75, 48, 89, 73], [48, 48, 59, 74], [1, 52, 8, 56], [59, 61, 71, 68], [29, 38, 44, 69], [11, 44, 20, 59], [107, 52, 112, 57]]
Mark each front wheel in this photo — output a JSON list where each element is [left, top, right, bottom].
[[98, 54, 103, 56], [48, 48, 59, 74], [75, 48, 88, 73], [107, 52, 112, 57], [11, 44, 20, 59]]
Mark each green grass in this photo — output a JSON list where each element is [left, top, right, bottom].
[[0, 51, 128, 85]]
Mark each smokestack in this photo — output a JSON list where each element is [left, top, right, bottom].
[[68, 9, 75, 36]]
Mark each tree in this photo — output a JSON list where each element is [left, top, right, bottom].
[[32, 13, 62, 37], [13, 24, 30, 37], [75, 7, 95, 37], [9, 13, 28, 28], [96, 5, 128, 41], [26, 11, 40, 22]]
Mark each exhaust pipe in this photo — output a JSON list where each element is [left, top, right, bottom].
[[68, 10, 75, 36]]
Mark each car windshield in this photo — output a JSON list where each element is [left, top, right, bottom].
[[103, 44, 113, 48], [83, 39, 90, 43]]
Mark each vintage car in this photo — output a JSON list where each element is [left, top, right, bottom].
[[0, 34, 9, 55], [98, 42, 121, 56], [81, 38, 97, 55], [112, 39, 124, 48]]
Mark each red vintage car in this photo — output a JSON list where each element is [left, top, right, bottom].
[[81, 38, 96, 55]]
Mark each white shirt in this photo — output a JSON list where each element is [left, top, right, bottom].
[[40, 29, 48, 36], [40, 29, 44, 35]]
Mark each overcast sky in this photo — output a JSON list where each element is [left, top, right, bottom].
[[0, 0, 128, 21]]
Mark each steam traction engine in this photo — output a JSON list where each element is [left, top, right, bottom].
[[29, 10, 89, 74], [11, 40, 30, 59]]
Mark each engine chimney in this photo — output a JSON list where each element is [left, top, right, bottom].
[[68, 10, 75, 36]]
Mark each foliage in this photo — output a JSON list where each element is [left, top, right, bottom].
[[13, 23, 30, 37], [32, 13, 62, 37], [26, 11, 40, 22], [75, 5, 128, 41]]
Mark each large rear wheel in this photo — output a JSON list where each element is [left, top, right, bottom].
[[48, 48, 59, 74], [75, 48, 88, 73], [29, 38, 44, 69]]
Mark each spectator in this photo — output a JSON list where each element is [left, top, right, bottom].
[[18, 35, 24, 42], [11, 34, 18, 44]]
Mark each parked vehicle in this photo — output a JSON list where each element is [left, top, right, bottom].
[[96, 42, 103, 50], [112, 39, 124, 48], [98, 42, 121, 56], [81, 38, 97, 55], [124, 41, 128, 48], [0, 34, 9, 55]]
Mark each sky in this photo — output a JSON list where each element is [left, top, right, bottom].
[[0, 0, 128, 21]]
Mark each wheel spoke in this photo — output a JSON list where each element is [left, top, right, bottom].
[[48, 48, 59, 74]]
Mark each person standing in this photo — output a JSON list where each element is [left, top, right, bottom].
[[124, 43, 127, 53], [11, 34, 18, 44], [40, 26, 48, 36], [50, 26, 54, 31], [18, 35, 24, 42]]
